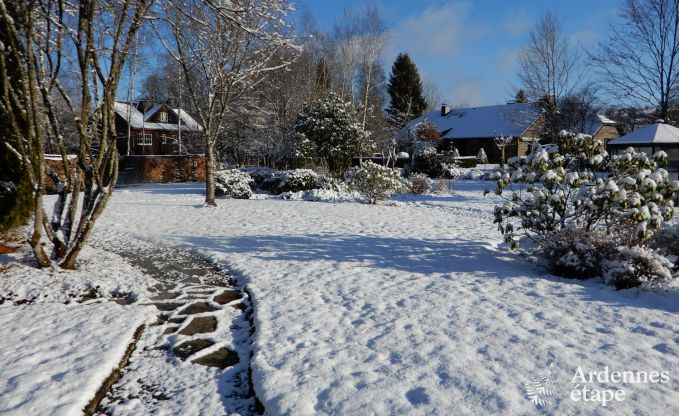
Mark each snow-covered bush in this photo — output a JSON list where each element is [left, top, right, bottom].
[[215, 170, 253, 199], [651, 224, 679, 266], [294, 93, 374, 173], [493, 132, 679, 248], [492, 131, 679, 287], [279, 169, 318, 192], [411, 141, 439, 177], [346, 161, 407, 204], [409, 173, 432, 194], [602, 246, 674, 289], [541, 227, 619, 279]]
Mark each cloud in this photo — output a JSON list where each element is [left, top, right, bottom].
[[443, 78, 488, 107], [496, 47, 522, 75], [503, 8, 533, 37], [387, 2, 486, 59]]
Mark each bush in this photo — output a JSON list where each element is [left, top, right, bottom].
[[346, 161, 407, 204], [409, 173, 432, 194], [215, 170, 253, 199], [494, 132, 679, 248], [602, 246, 674, 289], [279, 169, 318, 192], [541, 227, 618, 279], [651, 224, 679, 266], [411, 141, 440, 177]]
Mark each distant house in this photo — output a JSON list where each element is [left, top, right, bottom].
[[608, 121, 679, 179], [583, 114, 619, 146], [114, 100, 202, 156], [405, 103, 618, 164]]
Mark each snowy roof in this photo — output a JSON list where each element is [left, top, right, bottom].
[[584, 114, 617, 136], [114, 101, 202, 132], [407, 103, 544, 140], [608, 122, 679, 145]]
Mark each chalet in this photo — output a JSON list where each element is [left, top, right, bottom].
[[608, 121, 679, 179], [114, 101, 202, 156], [406, 103, 618, 164]]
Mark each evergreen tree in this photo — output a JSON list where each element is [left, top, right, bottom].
[[514, 89, 528, 103], [294, 93, 374, 174], [386, 53, 427, 122]]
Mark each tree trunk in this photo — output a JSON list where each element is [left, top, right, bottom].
[[204, 138, 217, 207]]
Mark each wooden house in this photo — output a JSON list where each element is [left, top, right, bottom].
[[114, 101, 202, 156]]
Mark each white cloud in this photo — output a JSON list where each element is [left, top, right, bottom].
[[503, 8, 533, 37], [387, 2, 486, 59]]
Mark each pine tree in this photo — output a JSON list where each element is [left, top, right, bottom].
[[387, 53, 427, 122], [514, 89, 528, 103]]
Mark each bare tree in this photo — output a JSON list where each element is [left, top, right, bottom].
[[422, 78, 443, 112], [591, 0, 679, 122], [494, 135, 514, 167], [518, 12, 581, 138], [0, 0, 151, 268], [154, 0, 300, 206]]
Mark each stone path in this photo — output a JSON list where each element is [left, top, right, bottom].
[[94, 238, 260, 415]]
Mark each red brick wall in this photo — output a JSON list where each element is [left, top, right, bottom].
[[118, 155, 206, 184]]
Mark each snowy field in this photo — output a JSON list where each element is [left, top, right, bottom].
[[0, 302, 150, 416], [87, 182, 679, 415]]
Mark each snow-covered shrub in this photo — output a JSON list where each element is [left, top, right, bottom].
[[294, 93, 374, 173], [492, 131, 679, 287], [241, 167, 278, 190], [279, 169, 318, 192], [651, 224, 679, 266], [396, 151, 410, 160], [433, 179, 451, 195], [602, 246, 674, 289], [441, 163, 462, 179], [493, 132, 679, 248], [411, 141, 440, 177], [215, 170, 253, 199], [541, 227, 619, 279], [409, 173, 432, 194], [346, 161, 407, 204]]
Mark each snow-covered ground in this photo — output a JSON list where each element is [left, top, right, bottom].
[[88, 182, 679, 415], [0, 302, 151, 416]]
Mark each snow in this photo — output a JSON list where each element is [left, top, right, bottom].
[[113, 101, 201, 132], [406, 103, 543, 140], [610, 122, 679, 145], [0, 244, 157, 304], [88, 182, 679, 415], [0, 302, 151, 416]]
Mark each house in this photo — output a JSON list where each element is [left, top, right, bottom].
[[583, 114, 619, 146], [405, 103, 545, 164], [405, 103, 618, 164], [114, 100, 202, 156], [607, 121, 679, 179]]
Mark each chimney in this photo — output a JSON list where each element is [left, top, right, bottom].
[[441, 103, 451, 117]]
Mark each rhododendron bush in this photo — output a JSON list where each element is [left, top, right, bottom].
[[491, 131, 679, 288]]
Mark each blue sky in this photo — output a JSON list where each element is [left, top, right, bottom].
[[298, 0, 621, 106]]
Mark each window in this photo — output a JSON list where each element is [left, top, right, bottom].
[[159, 112, 168, 122], [161, 134, 176, 145], [137, 133, 152, 146]]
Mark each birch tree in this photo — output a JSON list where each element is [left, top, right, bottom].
[[0, 0, 151, 269], [154, 0, 300, 206]]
